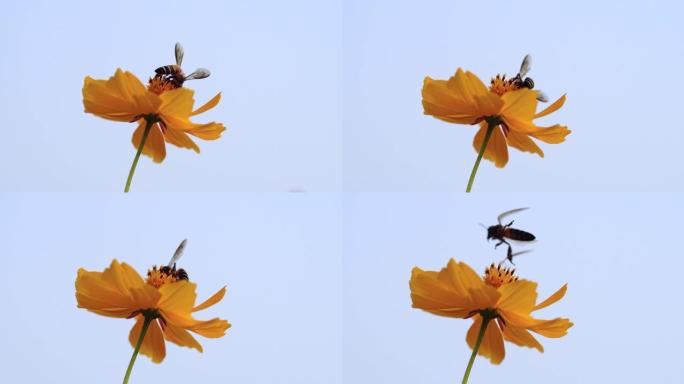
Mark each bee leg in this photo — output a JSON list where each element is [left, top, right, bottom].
[[494, 239, 509, 249], [505, 220, 514, 228], [507, 246, 516, 265]]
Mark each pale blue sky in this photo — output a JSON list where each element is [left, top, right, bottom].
[[344, 0, 684, 191], [0, 0, 341, 191], [344, 193, 684, 383], [0, 193, 341, 383]]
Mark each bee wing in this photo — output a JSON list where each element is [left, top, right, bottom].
[[168, 239, 187, 267], [518, 54, 532, 78], [175, 42, 184, 67], [536, 90, 549, 103], [184, 68, 211, 80], [510, 249, 533, 258], [497, 207, 529, 225]]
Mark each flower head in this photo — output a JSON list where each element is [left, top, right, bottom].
[[410, 259, 572, 364], [422, 68, 570, 167], [83, 68, 226, 163], [75, 259, 230, 363]]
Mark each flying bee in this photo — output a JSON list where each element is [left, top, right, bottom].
[[483, 208, 536, 258], [509, 54, 548, 102], [159, 239, 189, 281], [154, 42, 211, 89]]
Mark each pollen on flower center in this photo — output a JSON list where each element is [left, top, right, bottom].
[[146, 266, 179, 288], [483, 263, 518, 288], [489, 74, 519, 96], [147, 77, 176, 95]]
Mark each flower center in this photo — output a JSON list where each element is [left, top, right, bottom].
[[146, 265, 189, 288], [483, 263, 518, 288], [489, 74, 520, 96], [147, 77, 177, 95]]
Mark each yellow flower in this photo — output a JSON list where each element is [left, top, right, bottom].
[[75, 259, 231, 363], [410, 259, 572, 364], [422, 68, 570, 167], [82, 69, 226, 163]]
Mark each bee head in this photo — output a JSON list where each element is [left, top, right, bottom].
[[486, 226, 498, 240]]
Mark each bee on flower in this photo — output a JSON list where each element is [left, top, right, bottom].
[[75, 240, 230, 383], [421, 55, 570, 192], [82, 43, 226, 192]]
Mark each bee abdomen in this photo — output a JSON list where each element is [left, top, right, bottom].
[[155, 65, 179, 75], [522, 77, 534, 89], [176, 269, 189, 281], [506, 228, 535, 241]]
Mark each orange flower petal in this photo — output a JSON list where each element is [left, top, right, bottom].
[[163, 127, 200, 153], [188, 122, 227, 140], [497, 280, 538, 314], [193, 287, 227, 312], [473, 123, 509, 168], [132, 121, 167, 163], [529, 317, 574, 338], [466, 315, 505, 365], [497, 309, 541, 329], [162, 322, 204, 352], [506, 130, 544, 158], [189, 318, 232, 338], [445, 69, 503, 116], [191, 93, 221, 116], [410, 267, 474, 317], [410, 259, 500, 318], [529, 124, 571, 144], [445, 259, 499, 309], [158, 281, 197, 316], [75, 260, 159, 318], [82, 69, 161, 122], [422, 76, 481, 124], [534, 284, 568, 311], [502, 325, 544, 352], [159, 87, 195, 117], [501, 89, 537, 122], [129, 317, 166, 363], [535, 94, 566, 119]]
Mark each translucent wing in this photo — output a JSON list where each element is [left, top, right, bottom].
[[536, 90, 549, 103], [497, 207, 529, 225], [510, 249, 532, 258], [175, 42, 184, 67], [518, 54, 532, 78], [184, 68, 211, 80], [168, 239, 187, 267], [502, 248, 533, 266]]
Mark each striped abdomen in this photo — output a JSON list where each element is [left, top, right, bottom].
[[504, 228, 535, 241], [155, 64, 183, 76]]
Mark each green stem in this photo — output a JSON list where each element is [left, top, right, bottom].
[[122, 315, 153, 384], [465, 119, 498, 193], [461, 315, 492, 384], [124, 118, 154, 193]]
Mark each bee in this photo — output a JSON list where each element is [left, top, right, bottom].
[[160, 239, 189, 281], [484, 208, 536, 259], [509, 54, 548, 102], [154, 42, 211, 89]]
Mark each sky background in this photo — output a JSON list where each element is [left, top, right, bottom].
[[0, 193, 342, 383], [0, 0, 341, 191], [344, 0, 684, 191], [344, 193, 684, 383]]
